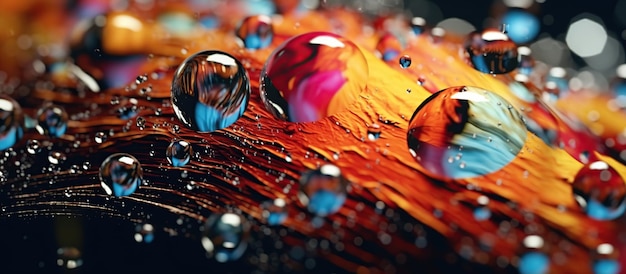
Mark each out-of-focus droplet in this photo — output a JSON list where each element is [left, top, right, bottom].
[[166, 139, 192, 167], [0, 96, 24, 151], [171, 50, 250, 132], [517, 46, 534, 76], [261, 198, 288, 225], [236, 15, 274, 50], [399, 55, 412, 69], [572, 161, 626, 220], [473, 195, 491, 221], [201, 213, 250, 263], [99, 153, 143, 197], [134, 223, 154, 243], [260, 32, 368, 122], [367, 123, 381, 141], [407, 86, 527, 179], [519, 235, 549, 274], [410, 17, 427, 35], [57, 247, 83, 269], [612, 64, 626, 107], [376, 33, 403, 62], [501, 9, 540, 44], [157, 11, 196, 35], [592, 243, 620, 274], [298, 164, 349, 216], [465, 29, 518, 74], [35, 105, 68, 138]]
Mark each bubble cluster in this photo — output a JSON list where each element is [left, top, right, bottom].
[[407, 86, 527, 180], [171, 50, 250, 132], [298, 164, 349, 216], [99, 153, 143, 197], [201, 213, 250, 262]]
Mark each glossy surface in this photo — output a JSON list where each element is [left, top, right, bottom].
[[171, 50, 250, 132]]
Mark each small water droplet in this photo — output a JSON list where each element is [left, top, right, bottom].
[[166, 139, 192, 167], [94, 132, 107, 144], [399, 55, 412, 68], [236, 15, 274, 50], [261, 198, 288, 225], [367, 123, 381, 141], [465, 29, 518, 74], [572, 161, 626, 220], [201, 213, 250, 263], [134, 223, 154, 243], [298, 164, 349, 216], [99, 153, 143, 197], [26, 139, 41, 154], [35, 105, 68, 138]]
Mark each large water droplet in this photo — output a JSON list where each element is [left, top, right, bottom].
[[298, 164, 349, 216], [0, 96, 24, 151], [35, 105, 68, 138], [171, 50, 251, 132], [99, 153, 143, 197], [572, 161, 626, 220], [201, 213, 250, 263], [407, 86, 527, 179], [236, 15, 274, 50], [465, 29, 518, 74], [260, 32, 368, 122], [261, 198, 288, 225], [166, 139, 192, 167]]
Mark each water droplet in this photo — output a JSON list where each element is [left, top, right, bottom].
[[260, 32, 368, 122], [376, 33, 402, 62], [473, 195, 491, 221], [99, 153, 143, 197], [592, 243, 619, 274], [26, 139, 41, 154], [501, 10, 540, 44], [166, 139, 192, 167], [367, 123, 381, 141], [0, 96, 24, 151], [519, 235, 549, 274], [399, 55, 412, 69], [56, 247, 83, 269], [407, 86, 527, 179], [572, 161, 626, 220], [135, 74, 148, 85], [261, 198, 288, 225], [171, 50, 251, 132], [465, 29, 518, 74], [136, 116, 146, 128], [94, 132, 107, 144], [201, 213, 250, 263], [48, 151, 67, 165], [35, 105, 68, 137], [134, 223, 154, 243], [410, 17, 426, 35], [236, 15, 274, 50], [298, 164, 349, 216]]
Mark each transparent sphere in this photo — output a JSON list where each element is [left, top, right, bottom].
[[572, 161, 626, 220], [465, 29, 518, 74], [201, 213, 250, 263], [0, 95, 24, 151], [35, 105, 68, 138], [260, 32, 368, 122], [298, 164, 349, 216], [166, 139, 192, 167], [99, 153, 143, 197], [376, 33, 402, 62], [407, 86, 527, 180], [171, 50, 251, 132], [236, 15, 274, 50]]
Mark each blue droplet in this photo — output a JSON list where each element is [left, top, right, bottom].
[[99, 153, 143, 197], [473, 207, 491, 221], [171, 51, 251, 132], [519, 252, 549, 274], [237, 15, 274, 50], [166, 140, 192, 167], [399, 55, 412, 69], [594, 259, 620, 274], [35, 105, 68, 138], [298, 164, 349, 217]]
